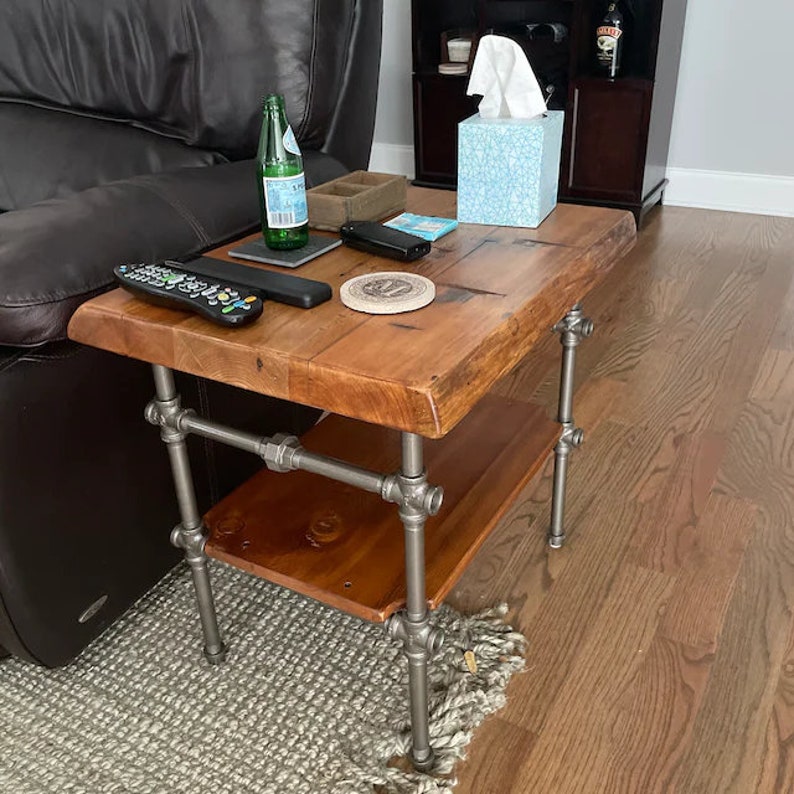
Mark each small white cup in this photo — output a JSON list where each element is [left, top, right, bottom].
[[447, 38, 472, 63]]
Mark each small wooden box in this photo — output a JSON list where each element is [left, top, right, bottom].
[[307, 171, 407, 231]]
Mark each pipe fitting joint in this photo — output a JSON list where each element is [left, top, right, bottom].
[[382, 474, 444, 517], [552, 306, 595, 347], [262, 433, 302, 473], [170, 523, 209, 558], [386, 611, 445, 656], [560, 423, 584, 449]]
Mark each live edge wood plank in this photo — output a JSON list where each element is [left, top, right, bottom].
[[204, 393, 559, 622], [67, 188, 635, 438]]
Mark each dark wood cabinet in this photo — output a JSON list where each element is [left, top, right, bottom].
[[564, 77, 652, 201], [411, 0, 688, 225], [414, 75, 480, 188]]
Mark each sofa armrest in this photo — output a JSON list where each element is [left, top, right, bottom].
[[0, 152, 347, 347]]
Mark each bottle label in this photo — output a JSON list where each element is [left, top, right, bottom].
[[282, 125, 302, 156], [597, 25, 623, 39], [263, 174, 308, 229], [596, 26, 622, 68]]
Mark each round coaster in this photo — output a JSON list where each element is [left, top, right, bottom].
[[340, 272, 436, 315]]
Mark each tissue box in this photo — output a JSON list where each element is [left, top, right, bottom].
[[457, 110, 564, 228]]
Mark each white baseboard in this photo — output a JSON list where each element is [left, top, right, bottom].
[[366, 149, 794, 219], [368, 143, 415, 179], [664, 168, 794, 218]]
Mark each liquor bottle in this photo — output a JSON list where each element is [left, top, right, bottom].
[[256, 94, 309, 250], [595, 2, 625, 78]]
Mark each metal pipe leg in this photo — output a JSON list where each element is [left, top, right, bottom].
[[549, 304, 593, 548], [150, 365, 227, 664], [385, 433, 445, 773]]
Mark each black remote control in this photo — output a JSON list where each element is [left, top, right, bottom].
[[114, 263, 264, 327], [172, 256, 333, 309]]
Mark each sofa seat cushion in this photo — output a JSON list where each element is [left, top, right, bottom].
[[0, 151, 347, 347], [0, 102, 224, 212]]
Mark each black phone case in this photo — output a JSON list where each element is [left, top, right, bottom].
[[340, 221, 431, 262]]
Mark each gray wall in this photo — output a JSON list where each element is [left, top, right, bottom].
[[668, 0, 794, 177], [373, 0, 794, 179], [372, 0, 413, 147]]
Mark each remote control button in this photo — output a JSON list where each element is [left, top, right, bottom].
[[244, 296, 257, 304], [217, 292, 229, 301], [208, 299, 218, 306], [222, 305, 236, 314]]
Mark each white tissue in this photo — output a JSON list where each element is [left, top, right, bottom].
[[466, 35, 547, 120]]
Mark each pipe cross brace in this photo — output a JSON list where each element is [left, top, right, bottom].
[[170, 524, 209, 559], [386, 612, 445, 656], [145, 398, 196, 443], [558, 421, 584, 450], [552, 305, 594, 346], [381, 473, 444, 517]]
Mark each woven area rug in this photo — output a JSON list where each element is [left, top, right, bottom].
[[0, 562, 525, 793]]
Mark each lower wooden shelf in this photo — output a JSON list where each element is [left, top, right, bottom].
[[204, 393, 559, 622]]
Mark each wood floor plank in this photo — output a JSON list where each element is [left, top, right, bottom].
[[453, 717, 537, 794], [771, 268, 794, 352], [657, 493, 756, 650], [602, 636, 714, 793], [750, 348, 794, 404], [514, 563, 675, 793], [627, 431, 726, 553], [755, 618, 794, 793], [497, 494, 645, 733], [716, 389, 794, 541], [708, 234, 794, 435], [670, 515, 787, 794], [446, 504, 551, 620]]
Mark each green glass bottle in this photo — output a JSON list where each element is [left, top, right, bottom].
[[256, 94, 309, 250]]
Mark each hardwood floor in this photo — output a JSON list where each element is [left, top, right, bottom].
[[446, 206, 794, 793]]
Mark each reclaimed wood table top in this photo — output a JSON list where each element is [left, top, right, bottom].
[[68, 187, 636, 438]]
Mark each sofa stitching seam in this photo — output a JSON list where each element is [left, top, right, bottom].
[[180, 0, 201, 149], [296, 0, 321, 142], [134, 181, 211, 248]]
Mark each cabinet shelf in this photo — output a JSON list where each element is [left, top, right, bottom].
[[414, 68, 471, 79], [411, 0, 689, 226]]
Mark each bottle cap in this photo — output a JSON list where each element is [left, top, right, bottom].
[[262, 93, 285, 109]]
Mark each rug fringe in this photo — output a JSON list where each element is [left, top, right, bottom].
[[335, 603, 527, 793]]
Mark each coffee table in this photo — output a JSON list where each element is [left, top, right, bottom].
[[68, 187, 635, 770]]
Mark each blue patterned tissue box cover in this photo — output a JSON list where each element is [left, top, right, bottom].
[[457, 111, 564, 228]]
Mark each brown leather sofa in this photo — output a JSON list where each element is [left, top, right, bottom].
[[0, 0, 383, 666]]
